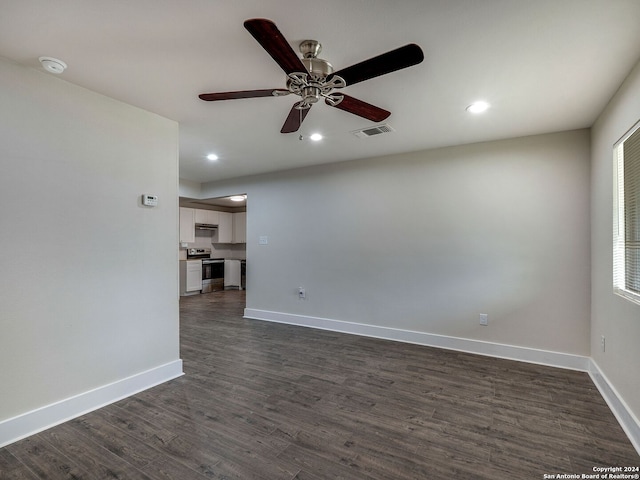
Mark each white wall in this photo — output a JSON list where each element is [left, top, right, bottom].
[[202, 129, 591, 356], [0, 57, 181, 428], [179, 178, 202, 198], [591, 59, 640, 421]]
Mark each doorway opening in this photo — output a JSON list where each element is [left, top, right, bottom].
[[179, 194, 247, 307]]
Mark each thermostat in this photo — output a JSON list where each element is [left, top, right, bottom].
[[142, 194, 158, 207]]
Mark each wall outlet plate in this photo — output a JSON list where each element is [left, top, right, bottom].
[[479, 313, 488, 326]]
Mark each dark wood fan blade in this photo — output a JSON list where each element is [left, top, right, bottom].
[[281, 103, 311, 133], [329, 44, 424, 86], [327, 94, 390, 122], [244, 18, 308, 75], [199, 89, 288, 101]]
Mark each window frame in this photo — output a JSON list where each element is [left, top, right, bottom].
[[613, 118, 640, 305]]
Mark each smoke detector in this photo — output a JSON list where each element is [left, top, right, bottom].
[[351, 124, 395, 139], [39, 57, 67, 74]]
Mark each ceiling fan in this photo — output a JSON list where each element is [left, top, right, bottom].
[[199, 18, 424, 134]]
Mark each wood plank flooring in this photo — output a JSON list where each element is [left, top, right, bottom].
[[1, 290, 638, 479]]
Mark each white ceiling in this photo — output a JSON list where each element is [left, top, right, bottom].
[[2, 0, 640, 184]]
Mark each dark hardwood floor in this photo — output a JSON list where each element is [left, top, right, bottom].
[[2, 290, 638, 479]]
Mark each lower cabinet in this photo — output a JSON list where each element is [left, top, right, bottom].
[[180, 260, 202, 296], [224, 259, 241, 289]]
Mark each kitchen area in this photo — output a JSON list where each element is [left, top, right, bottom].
[[178, 195, 246, 296]]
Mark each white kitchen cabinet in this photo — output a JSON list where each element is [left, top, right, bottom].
[[224, 259, 241, 289], [179, 207, 195, 243], [195, 209, 220, 225], [233, 212, 246, 244], [186, 259, 202, 292], [209, 211, 245, 244], [216, 212, 233, 243], [179, 259, 202, 295]]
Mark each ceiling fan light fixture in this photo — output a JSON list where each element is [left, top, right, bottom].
[[466, 101, 490, 114], [301, 86, 320, 104], [309, 133, 323, 141]]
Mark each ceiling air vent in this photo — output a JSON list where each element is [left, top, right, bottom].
[[351, 124, 395, 139]]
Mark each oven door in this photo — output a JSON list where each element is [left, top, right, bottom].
[[202, 260, 224, 292]]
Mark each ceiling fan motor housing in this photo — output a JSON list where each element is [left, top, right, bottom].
[[288, 40, 347, 108], [302, 57, 333, 78], [299, 40, 334, 79]]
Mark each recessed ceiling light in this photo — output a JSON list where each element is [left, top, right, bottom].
[[39, 56, 67, 74], [466, 101, 490, 114], [309, 133, 323, 141], [229, 195, 246, 202], [206, 153, 218, 161]]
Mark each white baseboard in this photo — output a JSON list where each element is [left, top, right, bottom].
[[588, 360, 640, 456], [244, 309, 590, 371], [0, 360, 183, 448]]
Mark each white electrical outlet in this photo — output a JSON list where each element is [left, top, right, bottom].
[[601, 335, 606, 352], [298, 287, 306, 300], [479, 313, 488, 326]]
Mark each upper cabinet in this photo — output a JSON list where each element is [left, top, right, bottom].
[[217, 212, 233, 243], [181, 207, 246, 245], [214, 212, 246, 244], [233, 212, 247, 244], [179, 207, 195, 243], [195, 209, 219, 225]]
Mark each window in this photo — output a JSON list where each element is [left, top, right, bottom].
[[614, 119, 640, 304]]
